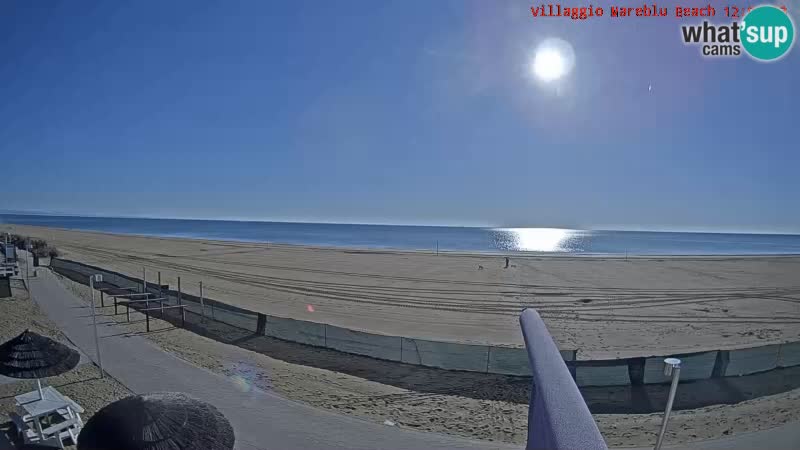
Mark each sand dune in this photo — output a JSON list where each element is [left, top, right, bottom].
[[5, 224, 800, 359]]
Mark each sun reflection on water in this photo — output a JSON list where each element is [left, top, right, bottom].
[[492, 228, 579, 252]]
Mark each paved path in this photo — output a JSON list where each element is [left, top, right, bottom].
[[28, 269, 516, 450], [0, 279, 91, 385]]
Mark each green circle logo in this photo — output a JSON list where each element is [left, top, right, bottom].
[[741, 5, 795, 61]]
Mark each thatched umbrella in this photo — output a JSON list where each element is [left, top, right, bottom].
[[77, 392, 235, 450], [0, 329, 80, 398]]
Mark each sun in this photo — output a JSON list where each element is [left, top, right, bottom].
[[530, 38, 575, 83], [533, 49, 566, 82]]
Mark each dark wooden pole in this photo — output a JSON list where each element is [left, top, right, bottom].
[[256, 313, 267, 335]]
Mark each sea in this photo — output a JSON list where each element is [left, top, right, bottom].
[[1, 214, 799, 255]]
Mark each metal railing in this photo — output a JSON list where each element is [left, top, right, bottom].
[[520, 309, 607, 450]]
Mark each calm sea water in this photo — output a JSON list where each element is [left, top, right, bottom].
[[1, 214, 799, 255]]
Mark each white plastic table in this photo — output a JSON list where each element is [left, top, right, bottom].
[[15, 386, 77, 445], [16, 387, 69, 415]]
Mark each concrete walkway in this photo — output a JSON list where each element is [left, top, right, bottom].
[[27, 269, 517, 450]]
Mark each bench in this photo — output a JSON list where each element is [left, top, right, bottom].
[[10, 397, 84, 448], [9, 411, 29, 438], [19, 417, 79, 449], [57, 395, 85, 427]]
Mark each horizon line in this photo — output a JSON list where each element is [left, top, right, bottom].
[[1, 210, 798, 236]]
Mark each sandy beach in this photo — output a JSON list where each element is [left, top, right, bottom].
[[41, 269, 800, 446], [2, 227, 798, 447], [4, 224, 800, 359]]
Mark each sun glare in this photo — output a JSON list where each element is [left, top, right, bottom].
[[533, 49, 565, 81], [502, 228, 573, 252], [530, 38, 575, 83]]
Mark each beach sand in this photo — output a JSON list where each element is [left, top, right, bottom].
[[48, 270, 800, 446], [4, 224, 800, 359]]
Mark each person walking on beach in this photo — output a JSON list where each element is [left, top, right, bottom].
[[505, 257, 510, 269]]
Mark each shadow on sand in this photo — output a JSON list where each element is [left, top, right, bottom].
[[173, 305, 800, 414]]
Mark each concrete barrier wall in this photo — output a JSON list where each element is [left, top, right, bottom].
[[575, 363, 631, 386], [487, 347, 530, 376], [778, 341, 800, 368], [265, 315, 326, 347], [50, 258, 800, 385], [326, 326, 403, 361], [643, 351, 718, 383], [486, 348, 576, 376], [402, 338, 488, 372], [725, 344, 780, 376]]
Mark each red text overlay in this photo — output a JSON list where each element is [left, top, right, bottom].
[[530, 3, 790, 20]]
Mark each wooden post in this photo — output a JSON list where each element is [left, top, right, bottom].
[[100, 291, 104, 308], [712, 351, 730, 378], [200, 281, 205, 318], [177, 277, 182, 307], [627, 358, 646, 385], [256, 313, 267, 335], [126, 304, 130, 322], [146, 309, 150, 332], [114, 297, 118, 315]]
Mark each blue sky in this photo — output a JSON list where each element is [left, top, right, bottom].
[[1, 1, 798, 232]]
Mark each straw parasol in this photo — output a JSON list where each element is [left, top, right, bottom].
[[77, 392, 235, 450], [0, 329, 80, 397]]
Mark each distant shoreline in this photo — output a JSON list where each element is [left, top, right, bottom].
[[3, 213, 800, 255], [3, 222, 800, 258], [2, 212, 799, 236]]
